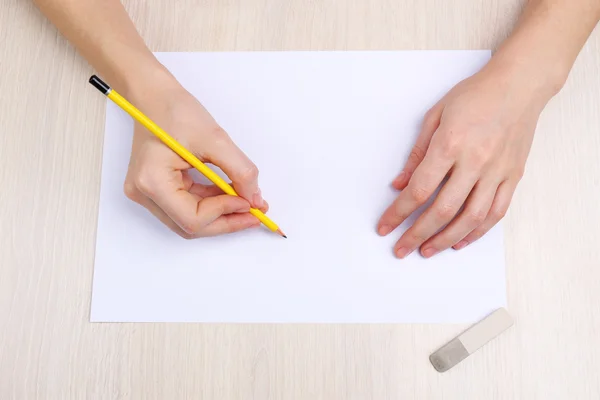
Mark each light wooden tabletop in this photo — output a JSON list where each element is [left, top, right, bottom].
[[1, 1, 599, 399]]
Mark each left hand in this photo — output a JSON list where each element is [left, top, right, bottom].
[[377, 64, 549, 258]]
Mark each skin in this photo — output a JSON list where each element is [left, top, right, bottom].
[[34, 0, 267, 238], [377, 0, 600, 258], [35, 0, 600, 250]]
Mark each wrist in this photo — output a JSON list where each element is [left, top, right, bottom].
[[487, 27, 572, 105], [483, 52, 564, 110], [121, 61, 183, 107]]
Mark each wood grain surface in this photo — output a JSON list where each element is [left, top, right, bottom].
[[1, 0, 599, 398]]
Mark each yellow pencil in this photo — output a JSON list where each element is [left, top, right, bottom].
[[89, 75, 286, 238]]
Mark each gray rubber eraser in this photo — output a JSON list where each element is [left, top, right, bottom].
[[430, 308, 513, 372]]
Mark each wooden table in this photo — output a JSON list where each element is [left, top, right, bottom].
[[2, 1, 599, 398]]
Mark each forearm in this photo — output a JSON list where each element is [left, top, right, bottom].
[[34, 0, 175, 100], [487, 0, 600, 103]]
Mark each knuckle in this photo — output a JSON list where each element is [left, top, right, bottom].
[[491, 206, 508, 221], [514, 167, 525, 181], [134, 171, 156, 196], [423, 109, 437, 126], [180, 220, 203, 236], [434, 203, 457, 220], [204, 126, 231, 151], [214, 198, 227, 216], [466, 208, 487, 225], [408, 145, 427, 165], [409, 231, 427, 244], [408, 185, 430, 204], [468, 229, 484, 242], [467, 147, 492, 168], [468, 136, 500, 167], [209, 125, 228, 138], [236, 165, 259, 183], [123, 181, 139, 202], [391, 205, 406, 222], [439, 132, 460, 158], [178, 230, 196, 240]]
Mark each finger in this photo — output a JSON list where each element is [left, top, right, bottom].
[[201, 213, 262, 236], [378, 152, 452, 236], [129, 181, 259, 238], [419, 179, 498, 257], [393, 167, 478, 258], [260, 200, 269, 214], [140, 195, 258, 238], [189, 183, 224, 198], [194, 195, 255, 227], [125, 184, 193, 238], [180, 169, 195, 190], [189, 183, 269, 213], [202, 128, 264, 209], [453, 180, 517, 250], [136, 169, 253, 235], [393, 103, 444, 190]]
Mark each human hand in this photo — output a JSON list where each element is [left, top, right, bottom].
[[123, 77, 267, 238], [377, 64, 551, 258]]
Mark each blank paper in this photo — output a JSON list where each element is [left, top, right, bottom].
[[91, 51, 506, 323]]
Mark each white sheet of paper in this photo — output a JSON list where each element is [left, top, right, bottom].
[[91, 51, 506, 323]]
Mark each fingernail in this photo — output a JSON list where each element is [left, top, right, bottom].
[[396, 247, 412, 259], [422, 247, 438, 258], [378, 225, 392, 236], [454, 240, 469, 250], [393, 171, 406, 186]]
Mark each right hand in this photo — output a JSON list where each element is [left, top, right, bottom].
[[123, 78, 268, 238]]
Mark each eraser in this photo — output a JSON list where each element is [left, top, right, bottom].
[[429, 308, 513, 372]]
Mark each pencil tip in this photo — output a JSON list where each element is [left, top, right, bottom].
[[277, 229, 287, 238]]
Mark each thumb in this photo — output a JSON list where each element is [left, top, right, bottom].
[[393, 103, 443, 190], [202, 128, 264, 209]]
